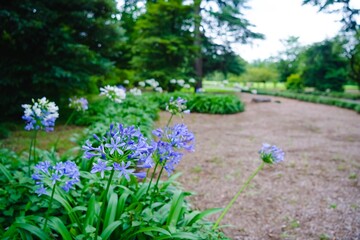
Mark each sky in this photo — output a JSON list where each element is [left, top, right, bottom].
[[233, 0, 344, 62]]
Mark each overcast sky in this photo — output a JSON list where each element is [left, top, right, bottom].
[[233, 0, 344, 62]]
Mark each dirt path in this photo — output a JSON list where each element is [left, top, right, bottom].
[[158, 93, 360, 240]]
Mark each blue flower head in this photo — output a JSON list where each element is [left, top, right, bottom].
[[166, 97, 190, 115], [259, 143, 285, 164], [22, 97, 59, 132], [152, 123, 194, 176], [69, 97, 88, 111], [32, 160, 80, 195], [99, 85, 126, 103], [83, 123, 154, 180]]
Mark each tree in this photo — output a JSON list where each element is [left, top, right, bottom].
[[286, 73, 304, 91], [276, 36, 304, 82], [0, 0, 123, 117], [131, 0, 195, 91], [240, 62, 279, 87], [202, 42, 246, 79], [193, 0, 264, 90], [301, 39, 349, 91], [303, 0, 360, 87], [303, 0, 359, 32], [346, 31, 360, 87]]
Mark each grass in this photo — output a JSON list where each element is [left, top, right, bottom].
[[0, 125, 85, 155], [203, 80, 359, 94]]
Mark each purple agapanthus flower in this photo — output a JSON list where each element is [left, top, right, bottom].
[[91, 159, 112, 178], [153, 124, 194, 152], [152, 123, 194, 176], [259, 143, 285, 164], [83, 123, 154, 181], [105, 137, 124, 155], [166, 97, 190, 115], [32, 160, 80, 195], [69, 97, 88, 112], [35, 185, 47, 196], [113, 162, 134, 181], [22, 97, 59, 132]]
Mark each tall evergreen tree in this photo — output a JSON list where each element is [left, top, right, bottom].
[[276, 36, 303, 82], [131, 0, 195, 90], [301, 39, 349, 91], [193, 0, 264, 90], [0, 0, 123, 117], [303, 0, 359, 88]]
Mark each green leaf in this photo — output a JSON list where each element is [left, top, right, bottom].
[[157, 232, 199, 240], [0, 163, 13, 181], [13, 223, 49, 239], [166, 190, 185, 227], [53, 192, 82, 231], [84, 194, 97, 229], [48, 216, 72, 240], [124, 227, 171, 240], [133, 181, 148, 201], [100, 221, 122, 240], [103, 192, 118, 231], [116, 191, 130, 219], [186, 208, 223, 226]]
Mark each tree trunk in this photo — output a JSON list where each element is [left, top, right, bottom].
[[194, 0, 203, 92]]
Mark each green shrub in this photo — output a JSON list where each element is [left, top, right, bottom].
[[150, 92, 245, 114], [76, 95, 159, 138], [355, 105, 360, 113], [0, 123, 18, 139], [257, 90, 360, 113], [286, 74, 304, 91]]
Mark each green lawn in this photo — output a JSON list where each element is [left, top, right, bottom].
[[0, 125, 84, 155], [203, 80, 359, 93]]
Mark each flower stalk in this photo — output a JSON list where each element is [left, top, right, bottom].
[[95, 169, 115, 240], [43, 183, 57, 231], [213, 161, 265, 230]]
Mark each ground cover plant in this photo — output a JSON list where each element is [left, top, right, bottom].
[[255, 90, 360, 113], [1, 88, 283, 239]]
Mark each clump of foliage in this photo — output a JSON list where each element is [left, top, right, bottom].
[[257, 90, 360, 113], [285, 73, 304, 91], [0, 0, 124, 118], [149, 93, 245, 114], [1, 95, 234, 240], [302, 91, 360, 100], [301, 39, 349, 92], [76, 95, 159, 138]]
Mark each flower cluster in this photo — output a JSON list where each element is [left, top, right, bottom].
[[129, 88, 142, 96], [155, 87, 163, 92], [152, 124, 195, 175], [69, 97, 88, 111], [100, 85, 126, 103], [169, 79, 192, 89], [145, 78, 159, 88], [166, 97, 190, 115], [22, 97, 59, 132], [259, 143, 285, 164], [32, 160, 80, 195], [83, 124, 154, 180], [138, 79, 163, 92]]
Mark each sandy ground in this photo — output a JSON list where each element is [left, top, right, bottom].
[[158, 93, 360, 240]]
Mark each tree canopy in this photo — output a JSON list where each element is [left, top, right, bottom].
[[0, 0, 123, 117], [301, 39, 348, 91]]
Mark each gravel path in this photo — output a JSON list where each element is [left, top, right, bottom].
[[158, 93, 360, 240]]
